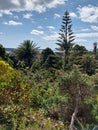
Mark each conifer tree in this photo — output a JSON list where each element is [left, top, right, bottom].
[[56, 11, 75, 69]]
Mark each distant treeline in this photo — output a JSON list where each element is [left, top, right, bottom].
[[5, 48, 16, 52]]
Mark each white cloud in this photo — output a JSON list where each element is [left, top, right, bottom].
[[75, 38, 87, 43], [47, 26, 55, 31], [54, 13, 61, 19], [30, 29, 44, 35], [78, 5, 98, 23], [10, 0, 20, 6], [0, 0, 65, 15], [76, 32, 98, 38], [42, 32, 59, 41], [70, 12, 77, 18], [4, 20, 22, 26], [0, 10, 13, 17], [0, 14, 2, 17], [81, 28, 90, 32], [91, 25, 98, 31], [45, 0, 65, 9], [23, 13, 32, 19]]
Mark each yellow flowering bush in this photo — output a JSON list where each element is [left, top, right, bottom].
[[0, 59, 13, 84]]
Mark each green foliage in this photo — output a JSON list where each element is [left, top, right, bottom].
[[41, 48, 62, 69], [0, 10, 98, 129], [0, 58, 97, 129], [31, 60, 41, 72], [73, 44, 87, 56], [81, 54, 96, 75], [41, 48, 54, 63], [84, 73, 98, 124], [0, 64, 67, 129], [0, 108, 65, 130], [56, 10, 75, 69], [7, 52, 18, 68], [43, 54, 62, 69], [15, 40, 39, 68], [0, 44, 6, 59], [58, 66, 93, 125]]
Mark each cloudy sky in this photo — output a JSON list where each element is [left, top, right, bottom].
[[0, 0, 98, 50]]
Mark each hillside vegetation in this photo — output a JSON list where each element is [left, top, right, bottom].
[[0, 11, 98, 130]]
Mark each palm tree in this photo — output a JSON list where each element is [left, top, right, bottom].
[[15, 40, 39, 68]]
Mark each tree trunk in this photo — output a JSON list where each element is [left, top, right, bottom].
[[69, 104, 78, 130]]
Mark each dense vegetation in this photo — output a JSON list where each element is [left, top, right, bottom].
[[0, 11, 98, 130]]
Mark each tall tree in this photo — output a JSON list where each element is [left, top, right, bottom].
[[93, 42, 97, 54], [0, 44, 6, 59], [56, 11, 75, 69], [15, 40, 39, 68]]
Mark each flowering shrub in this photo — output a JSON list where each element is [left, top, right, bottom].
[[0, 107, 65, 130], [0, 59, 13, 88], [0, 62, 97, 129]]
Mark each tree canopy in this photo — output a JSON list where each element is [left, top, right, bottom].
[[56, 11, 75, 69], [15, 40, 39, 68]]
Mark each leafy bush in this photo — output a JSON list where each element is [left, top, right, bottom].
[[0, 59, 13, 89]]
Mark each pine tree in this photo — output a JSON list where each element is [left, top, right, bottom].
[[56, 11, 75, 69]]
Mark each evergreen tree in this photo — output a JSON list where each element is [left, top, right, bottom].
[[0, 44, 6, 59], [73, 44, 87, 56], [93, 42, 97, 54], [41, 48, 54, 68], [41, 48, 54, 63], [56, 11, 75, 69]]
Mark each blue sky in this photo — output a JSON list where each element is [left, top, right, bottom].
[[0, 0, 98, 50]]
